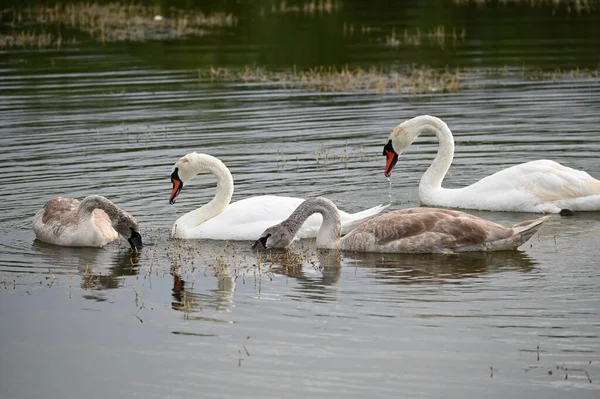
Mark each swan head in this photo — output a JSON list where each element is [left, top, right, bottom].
[[113, 211, 143, 251], [384, 122, 416, 177], [169, 155, 196, 204], [252, 224, 296, 251], [384, 115, 449, 177], [383, 139, 399, 178]]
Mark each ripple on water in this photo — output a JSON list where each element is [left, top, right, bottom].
[[1, 44, 600, 399]]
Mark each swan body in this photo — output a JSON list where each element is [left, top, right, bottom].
[[253, 197, 549, 254], [169, 153, 388, 240], [33, 195, 142, 249], [383, 115, 600, 213]]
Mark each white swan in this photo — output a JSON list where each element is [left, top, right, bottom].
[[169, 152, 388, 240], [252, 197, 549, 254], [33, 195, 142, 249], [383, 115, 600, 214]]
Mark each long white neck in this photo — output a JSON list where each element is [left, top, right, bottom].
[[396, 116, 455, 203], [282, 197, 342, 249], [174, 153, 234, 232]]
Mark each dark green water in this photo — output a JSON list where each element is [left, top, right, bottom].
[[1, 1, 599, 398]]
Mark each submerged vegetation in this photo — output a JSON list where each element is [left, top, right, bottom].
[[0, 2, 237, 49], [261, 0, 343, 15], [200, 63, 600, 95], [384, 25, 467, 49], [452, 0, 598, 14], [201, 64, 461, 94], [525, 67, 600, 80]]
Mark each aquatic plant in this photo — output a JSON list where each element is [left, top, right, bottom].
[[385, 25, 467, 49], [261, 0, 342, 15], [201, 64, 462, 94], [0, 30, 68, 49], [0, 2, 237, 49], [452, 0, 597, 14], [526, 67, 600, 80]]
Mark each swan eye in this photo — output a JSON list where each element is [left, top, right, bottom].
[[383, 140, 396, 156], [171, 167, 181, 182]]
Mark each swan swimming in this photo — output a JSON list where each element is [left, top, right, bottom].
[[383, 115, 600, 214], [33, 195, 142, 250], [169, 152, 388, 240], [252, 197, 549, 254]]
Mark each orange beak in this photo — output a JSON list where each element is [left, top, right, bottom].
[[169, 168, 183, 205], [383, 140, 398, 177], [169, 178, 182, 204]]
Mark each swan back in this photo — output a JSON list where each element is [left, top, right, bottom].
[[34, 197, 87, 245], [339, 208, 547, 253]]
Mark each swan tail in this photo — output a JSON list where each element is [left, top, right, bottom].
[[456, 215, 550, 252], [508, 215, 551, 248], [340, 203, 390, 235]]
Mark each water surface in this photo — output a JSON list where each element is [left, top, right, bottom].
[[1, 1, 600, 398]]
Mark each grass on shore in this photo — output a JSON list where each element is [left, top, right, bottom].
[[0, 2, 237, 49]]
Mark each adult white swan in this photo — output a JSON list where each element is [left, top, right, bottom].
[[383, 115, 600, 214], [33, 195, 142, 250], [252, 197, 549, 254], [169, 152, 388, 240]]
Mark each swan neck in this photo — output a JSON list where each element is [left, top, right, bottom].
[[284, 198, 341, 249], [178, 154, 234, 229], [78, 196, 120, 221], [419, 119, 455, 191]]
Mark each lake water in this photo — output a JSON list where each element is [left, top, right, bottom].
[[1, 1, 599, 398]]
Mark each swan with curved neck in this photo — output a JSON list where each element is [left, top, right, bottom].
[[33, 195, 142, 250], [383, 115, 600, 213], [169, 152, 388, 240], [252, 197, 549, 254]]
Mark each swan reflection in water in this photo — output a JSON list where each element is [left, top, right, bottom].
[[31, 240, 140, 298], [263, 240, 537, 291], [342, 249, 537, 285], [170, 265, 236, 316], [260, 248, 343, 303]]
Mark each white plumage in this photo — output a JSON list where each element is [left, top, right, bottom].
[[383, 115, 600, 213], [169, 153, 388, 240]]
